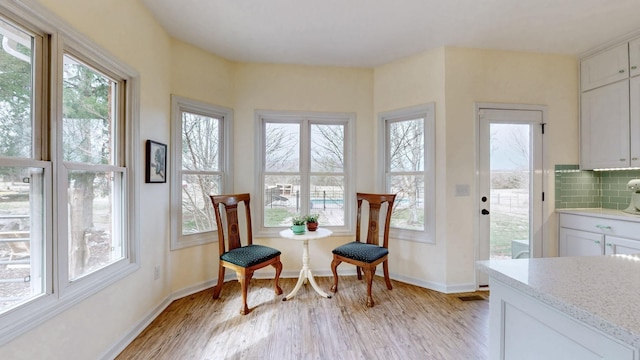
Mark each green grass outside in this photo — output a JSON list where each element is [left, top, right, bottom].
[[490, 210, 529, 258], [264, 208, 295, 227]]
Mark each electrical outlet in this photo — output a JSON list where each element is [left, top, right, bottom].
[[154, 265, 160, 280]]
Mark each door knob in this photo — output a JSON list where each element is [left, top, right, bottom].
[[481, 209, 490, 215]]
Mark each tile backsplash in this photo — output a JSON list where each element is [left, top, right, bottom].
[[555, 165, 640, 210]]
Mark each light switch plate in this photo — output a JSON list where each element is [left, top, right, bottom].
[[455, 184, 470, 197]]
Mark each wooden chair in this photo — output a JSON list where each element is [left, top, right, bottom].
[[330, 193, 396, 307], [210, 193, 283, 315]]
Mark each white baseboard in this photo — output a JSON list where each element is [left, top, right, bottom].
[[99, 296, 173, 360], [101, 270, 475, 359]]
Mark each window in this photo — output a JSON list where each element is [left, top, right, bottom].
[[170, 96, 232, 249], [379, 104, 435, 243], [0, 3, 139, 345], [61, 54, 126, 281], [256, 110, 355, 236], [0, 16, 48, 314]]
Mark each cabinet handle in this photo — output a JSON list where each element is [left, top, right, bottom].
[[606, 243, 613, 247], [594, 240, 601, 244], [633, 157, 639, 161], [595, 225, 612, 230], [619, 69, 626, 73], [620, 158, 627, 162], [632, 66, 638, 70]]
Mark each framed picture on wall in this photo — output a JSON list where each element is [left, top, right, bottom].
[[145, 140, 167, 183]]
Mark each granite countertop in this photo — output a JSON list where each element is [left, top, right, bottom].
[[477, 255, 640, 348], [556, 208, 640, 222]]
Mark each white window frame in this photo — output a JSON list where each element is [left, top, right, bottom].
[[0, 0, 140, 345], [378, 103, 435, 243], [170, 95, 233, 250], [254, 110, 355, 237]]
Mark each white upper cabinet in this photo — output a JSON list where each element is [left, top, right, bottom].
[[629, 37, 640, 77], [630, 76, 640, 167], [580, 43, 629, 91], [580, 80, 630, 169], [579, 36, 640, 170]]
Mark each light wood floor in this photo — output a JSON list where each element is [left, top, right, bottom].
[[116, 276, 489, 360]]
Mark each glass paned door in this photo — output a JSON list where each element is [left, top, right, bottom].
[[478, 108, 544, 285]]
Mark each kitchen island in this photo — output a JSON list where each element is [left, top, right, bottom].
[[478, 255, 640, 360]]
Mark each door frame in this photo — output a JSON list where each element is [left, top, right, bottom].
[[475, 103, 549, 288]]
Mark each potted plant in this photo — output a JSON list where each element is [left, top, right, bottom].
[[305, 214, 320, 231], [290, 215, 306, 234]]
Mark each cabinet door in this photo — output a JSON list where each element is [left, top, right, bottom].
[[581, 43, 629, 91], [580, 80, 630, 169], [605, 236, 640, 255], [631, 76, 640, 166], [559, 228, 603, 256], [629, 38, 640, 77]]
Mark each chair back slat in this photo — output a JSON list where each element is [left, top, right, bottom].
[[356, 193, 396, 248], [210, 193, 253, 253]]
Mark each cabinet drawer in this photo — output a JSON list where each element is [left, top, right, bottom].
[[559, 213, 640, 240]]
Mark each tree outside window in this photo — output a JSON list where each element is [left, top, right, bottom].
[[381, 104, 435, 243], [170, 96, 232, 249]]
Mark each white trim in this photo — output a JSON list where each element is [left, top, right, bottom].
[[98, 296, 174, 360], [169, 95, 233, 250], [578, 29, 640, 59], [378, 103, 436, 243]]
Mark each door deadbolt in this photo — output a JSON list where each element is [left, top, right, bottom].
[[481, 209, 490, 215]]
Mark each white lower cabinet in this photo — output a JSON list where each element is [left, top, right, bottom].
[[559, 213, 640, 256], [490, 279, 636, 360], [605, 236, 640, 255], [559, 227, 603, 256]]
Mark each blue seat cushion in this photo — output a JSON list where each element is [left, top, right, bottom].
[[332, 242, 388, 263], [221, 244, 281, 268]]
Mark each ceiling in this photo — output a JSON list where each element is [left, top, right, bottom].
[[140, 0, 640, 68]]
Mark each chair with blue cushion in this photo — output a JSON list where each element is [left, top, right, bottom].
[[210, 193, 283, 315], [330, 192, 396, 307]]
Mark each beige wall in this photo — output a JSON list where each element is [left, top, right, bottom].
[[1, 1, 579, 358], [231, 63, 375, 275], [168, 40, 235, 293], [373, 47, 578, 290], [373, 49, 449, 288], [443, 48, 578, 284]]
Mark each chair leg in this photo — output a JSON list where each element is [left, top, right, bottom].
[[363, 267, 375, 307], [356, 266, 362, 280], [330, 257, 341, 293], [273, 260, 283, 295], [383, 259, 393, 290], [212, 265, 225, 299], [238, 270, 253, 315]]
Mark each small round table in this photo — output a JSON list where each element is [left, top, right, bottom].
[[279, 227, 333, 301]]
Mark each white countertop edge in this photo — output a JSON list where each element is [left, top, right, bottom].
[[477, 260, 640, 348], [556, 208, 640, 222]]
